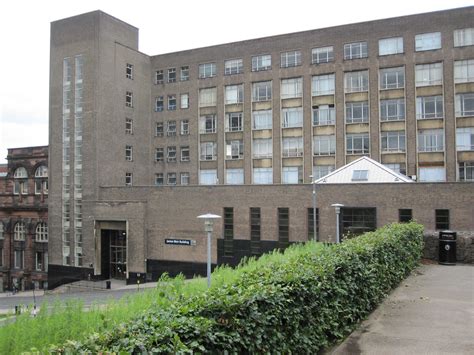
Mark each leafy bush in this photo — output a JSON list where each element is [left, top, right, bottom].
[[54, 222, 423, 353]]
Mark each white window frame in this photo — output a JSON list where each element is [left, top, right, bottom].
[[155, 173, 164, 186], [418, 129, 444, 152], [155, 122, 164, 137], [199, 88, 217, 107], [282, 137, 303, 157], [455, 93, 474, 117], [167, 146, 177, 162], [344, 41, 368, 60], [378, 37, 404, 56], [346, 134, 370, 155], [379, 67, 405, 90], [345, 71, 369, 93], [167, 68, 176, 83], [312, 46, 334, 64], [155, 148, 164, 162], [456, 127, 474, 151], [14, 222, 26, 241], [14, 250, 24, 269], [313, 165, 335, 179], [167, 173, 177, 185], [180, 66, 189, 81], [415, 63, 443, 87], [454, 60, 474, 83], [345, 101, 369, 123], [419, 167, 446, 182], [125, 173, 132, 186], [252, 81, 272, 102], [226, 140, 244, 160], [199, 62, 216, 79], [458, 162, 474, 181], [225, 112, 243, 132], [199, 115, 216, 134], [280, 50, 301, 68], [225, 169, 244, 185], [155, 70, 164, 84], [253, 168, 273, 184], [381, 131, 406, 153], [313, 135, 336, 156], [281, 77, 303, 99], [454, 28, 474, 47], [180, 93, 189, 109], [312, 74, 335, 96], [252, 54, 271, 71], [252, 138, 273, 158], [125, 145, 133, 161], [155, 96, 164, 112], [224, 59, 243, 75], [313, 105, 335, 126], [281, 107, 303, 128], [282, 166, 301, 184], [181, 146, 190, 161], [199, 169, 217, 185], [415, 32, 441, 51], [125, 91, 133, 107], [167, 95, 177, 110], [126, 63, 133, 79], [200, 142, 217, 161], [180, 120, 189, 135], [35, 223, 48, 242], [380, 99, 405, 121], [125, 118, 133, 134], [225, 85, 244, 104], [180, 172, 190, 185], [167, 121, 177, 136], [416, 96, 444, 120], [252, 110, 272, 130]]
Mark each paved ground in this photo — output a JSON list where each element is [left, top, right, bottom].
[[328, 263, 474, 355]]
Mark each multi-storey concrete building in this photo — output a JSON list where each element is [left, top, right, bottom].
[[48, 8, 474, 287], [0, 146, 49, 291]]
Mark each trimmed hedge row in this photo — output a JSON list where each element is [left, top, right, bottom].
[[56, 222, 424, 353]]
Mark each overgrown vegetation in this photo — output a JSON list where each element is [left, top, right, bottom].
[[41, 222, 423, 353]]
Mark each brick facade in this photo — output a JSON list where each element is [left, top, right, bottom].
[[0, 146, 48, 291], [48, 8, 474, 286]]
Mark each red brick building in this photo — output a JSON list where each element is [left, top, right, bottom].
[[0, 146, 48, 292]]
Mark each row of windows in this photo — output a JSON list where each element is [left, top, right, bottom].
[[0, 222, 48, 242], [149, 126, 473, 163], [12, 166, 48, 178], [143, 28, 473, 84], [148, 60, 473, 111], [123, 159, 473, 187], [149, 96, 472, 139], [12, 165, 48, 196], [0, 248, 48, 271]]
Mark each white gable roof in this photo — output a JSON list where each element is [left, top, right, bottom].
[[315, 157, 413, 184]]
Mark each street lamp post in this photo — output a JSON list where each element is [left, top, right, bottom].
[[197, 213, 221, 288], [309, 175, 317, 242], [331, 204, 344, 243]]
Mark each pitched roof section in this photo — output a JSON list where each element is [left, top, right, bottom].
[[314, 157, 413, 184]]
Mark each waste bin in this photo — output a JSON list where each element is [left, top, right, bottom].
[[106, 280, 111, 289], [439, 230, 456, 265]]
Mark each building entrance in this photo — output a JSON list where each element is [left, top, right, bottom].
[[101, 229, 127, 280]]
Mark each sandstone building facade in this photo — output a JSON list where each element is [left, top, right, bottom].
[[0, 146, 48, 291], [48, 8, 474, 287]]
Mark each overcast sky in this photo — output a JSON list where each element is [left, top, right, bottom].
[[0, 0, 472, 163]]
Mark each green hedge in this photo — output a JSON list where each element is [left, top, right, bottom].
[[55, 222, 423, 353]]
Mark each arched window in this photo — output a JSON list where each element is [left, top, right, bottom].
[[35, 165, 48, 178], [14, 222, 26, 241], [35, 166, 48, 195], [13, 167, 28, 195], [36, 223, 48, 242], [14, 167, 28, 178]]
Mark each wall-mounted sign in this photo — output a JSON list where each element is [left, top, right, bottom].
[[165, 238, 195, 246]]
